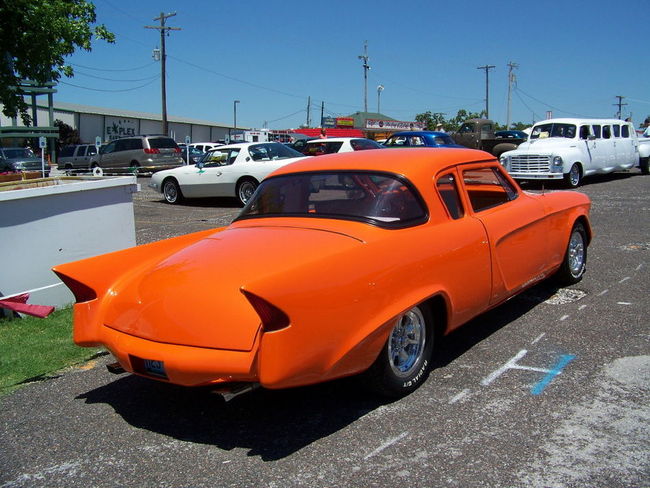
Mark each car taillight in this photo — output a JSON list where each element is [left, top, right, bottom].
[[52, 272, 97, 303], [144, 148, 160, 154], [241, 290, 290, 332], [174, 147, 181, 153]]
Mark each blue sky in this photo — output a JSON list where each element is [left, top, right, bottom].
[[56, 0, 650, 130]]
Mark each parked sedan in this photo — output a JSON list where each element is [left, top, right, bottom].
[[384, 131, 463, 148], [54, 148, 591, 399], [149, 142, 307, 205], [302, 137, 384, 156]]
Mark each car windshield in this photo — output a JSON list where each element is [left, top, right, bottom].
[[237, 171, 427, 228], [3, 148, 36, 159], [530, 123, 576, 139], [248, 142, 303, 161]]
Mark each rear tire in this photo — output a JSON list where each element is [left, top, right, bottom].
[[163, 178, 183, 204], [236, 178, 258, 206], [364, 304, 434, 398], [555, 222, 587, 285], [640, 157, 649, 175]]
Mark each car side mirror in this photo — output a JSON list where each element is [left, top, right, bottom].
[[246, 157, 251, 162]]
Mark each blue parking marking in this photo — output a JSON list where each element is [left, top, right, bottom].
[[531, 354, 576, 395]]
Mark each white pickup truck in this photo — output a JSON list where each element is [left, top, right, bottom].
[[500, 118, 645, 187]]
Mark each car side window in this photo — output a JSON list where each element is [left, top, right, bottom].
[[102, 141, 116, 154], [579, 125, 590, 140], [592, 125, 602, 138], [622, 125, 630, 138], [436, 173, 464, 220], [462, 167, 517, 212], [613, 125, 620, 137], [602, 126, 611, 139], [203, 150, 228, 167]]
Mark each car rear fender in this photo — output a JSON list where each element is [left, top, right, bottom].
[[256, 284, 453, 389], [52, 227, 223, 346]]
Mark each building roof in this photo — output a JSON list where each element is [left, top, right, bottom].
[[348, 111, 397, 127], [47, 101, 238, 129]]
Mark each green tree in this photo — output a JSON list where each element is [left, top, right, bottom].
[[415, 111, 447, 130], [0, 0, 114, 124], [54, 119, 81, 148]]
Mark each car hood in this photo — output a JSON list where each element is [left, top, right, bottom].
[[511, 138, 580, 153], [104, 225, 363, 351]]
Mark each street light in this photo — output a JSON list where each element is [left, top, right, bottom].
[[233, 100, 240, 141], [377, 85, 384, 113]]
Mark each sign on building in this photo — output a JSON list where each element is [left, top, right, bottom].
[[105, 117, 138, 141], [365, 119, 425, 131]]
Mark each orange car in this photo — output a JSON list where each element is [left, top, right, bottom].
[[53, 148, 591, 398]]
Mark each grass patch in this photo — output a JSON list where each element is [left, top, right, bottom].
[[0, 307, 102, 394]]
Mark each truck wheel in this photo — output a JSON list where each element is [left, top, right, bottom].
[[564, 163, 582, 188], [641, 158, 649, 175]]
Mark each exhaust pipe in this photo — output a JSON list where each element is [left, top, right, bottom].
[[106, 362, 126, 374], [212, 382, 260, 402]]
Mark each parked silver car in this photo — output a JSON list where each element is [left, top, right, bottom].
[[88, 135, 183, 175], [0, 147, 50, 176], [58, 144, 99, 173]]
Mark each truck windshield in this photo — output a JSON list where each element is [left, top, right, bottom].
[[530, 123, 576, 139]]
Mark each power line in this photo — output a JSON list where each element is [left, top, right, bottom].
[[70, 61, 156, 72], [73, 70, 159, 83], [59, 77, 159, 92]]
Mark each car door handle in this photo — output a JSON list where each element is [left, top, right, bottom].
[[216, 171, 222, 176]]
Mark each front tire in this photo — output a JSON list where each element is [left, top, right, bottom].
[[236, 178, 258, 206], [564, 163, 582, 188], [364, 305, 434, 397], [555, 222, 587, 285], [163, 178, 183, 204]]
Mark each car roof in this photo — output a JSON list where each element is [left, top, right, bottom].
[[305, 137, 368, 143], [271, 147, 494, 181], [389, 131, 448, 137], [206, 141, 285, 151]]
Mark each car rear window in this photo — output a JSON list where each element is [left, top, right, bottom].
[[304, 141, 344, 156], [237, 171, 427, 228], [148, 137, 178, 149]]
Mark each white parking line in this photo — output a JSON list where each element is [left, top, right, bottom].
[[619, 277, 631, 283], [559, 315, 570, 321], [531, 333, 545, 345], [578, 304, 587, 311], [617, 302, 632, 306], [448, 389, 470, 404], [364, 432, 409, 460], [598, 289, 609, 296]]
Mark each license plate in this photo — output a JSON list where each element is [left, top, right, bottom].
[[143, 359, 166, 378]]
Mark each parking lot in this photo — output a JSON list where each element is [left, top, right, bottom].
[[1, 170, 648, 487]]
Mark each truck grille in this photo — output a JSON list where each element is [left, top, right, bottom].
[[510, 155, 551, 173]]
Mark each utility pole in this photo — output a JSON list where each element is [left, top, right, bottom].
[[477, 64, 495, 118], [613, 95, 627, 119], [506, 62, 518, 129], [377, 85, 384, 113], [145, 12, 180, 136], [306, 96, 311, 127], [320, 101, 324, 127], [358, 41, 370, 114]]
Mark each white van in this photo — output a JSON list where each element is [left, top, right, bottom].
[[499, 118, 639, 187]]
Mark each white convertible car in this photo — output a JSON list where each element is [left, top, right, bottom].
[[149, 142, 307, 205]]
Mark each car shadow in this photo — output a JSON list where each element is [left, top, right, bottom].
[[433, 280, 562, 367], [518, 170, 639, 191], [76, 281, 563, 460], [76, 374, 392, 461]]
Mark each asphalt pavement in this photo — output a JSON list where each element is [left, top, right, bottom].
[[0, 169, 648, 487]]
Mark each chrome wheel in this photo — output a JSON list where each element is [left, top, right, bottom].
[[565, 163, 581, 188], [163, 179, 182, 204], [567, 227, 586, 278], [555, 222, 587, 285], [237, 179, 257, 206], [387, 307, 427, 377]]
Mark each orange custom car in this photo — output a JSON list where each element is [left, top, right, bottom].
[[53, 148, 591, 398]]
